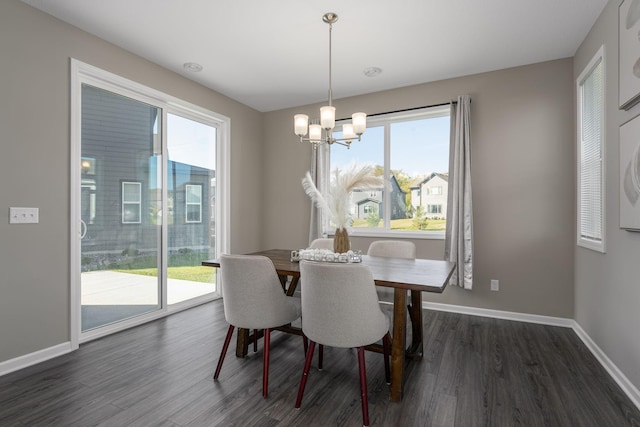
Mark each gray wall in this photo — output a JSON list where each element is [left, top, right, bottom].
[[0, 0, 263, 363], [574, 0, 640, 392], [263, 58, 575, 319]]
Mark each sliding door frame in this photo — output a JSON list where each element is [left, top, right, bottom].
[[70, 59, 230, 348]]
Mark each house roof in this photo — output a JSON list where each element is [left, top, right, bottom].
[[410, 172, 449, 189]]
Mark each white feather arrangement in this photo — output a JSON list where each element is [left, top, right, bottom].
[[302, 163, 383, 230]]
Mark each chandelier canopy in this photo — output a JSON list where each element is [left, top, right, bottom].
[[294, 13, 367, 149]]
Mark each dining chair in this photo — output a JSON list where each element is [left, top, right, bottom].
[[214, 254, 303, 398], [308, 238, 334, 250], [295, 261, 391, 426], [367, 240, 416, 303]]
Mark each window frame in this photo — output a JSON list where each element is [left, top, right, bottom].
[[576, 45, 606, 253], [70, 58, 231, 347], [121, 181, 142, 224], [329, 105, 450, 239], [185, 183, 203, 223]]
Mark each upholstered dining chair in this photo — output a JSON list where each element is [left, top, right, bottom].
[[295, 261, 391, 426], [367, 240, 416, 303], [214, 254, 302, 398], [308, 238, 334, 250]]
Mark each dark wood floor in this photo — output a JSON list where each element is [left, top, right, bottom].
[[1, 300, 639, 426]]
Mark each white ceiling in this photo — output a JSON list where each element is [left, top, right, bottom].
[[22, 0, 607, 112]]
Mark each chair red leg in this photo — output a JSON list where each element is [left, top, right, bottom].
[[303, 335, 308, 355], [253, 329, 258, 352], [214, 325, 235, 380], [263, 328, 271, 398], [295, 341, 316, 408], [357, 347, 370, 426], [318, 344, 324, 370], [382, 331, 391, 384]]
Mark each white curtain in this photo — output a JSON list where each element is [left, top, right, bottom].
[[444, 95, 473, 289], [308, 144, 328, 244]]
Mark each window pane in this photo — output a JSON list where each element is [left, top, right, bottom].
[[167, 113, 216, 303], [122, 182, 141, 202], [186, 184, 202, 203], [330, 109, 450, 234], [331, 126, 384, 229]]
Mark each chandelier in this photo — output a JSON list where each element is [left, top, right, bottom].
[[294, 12, 367, 149]]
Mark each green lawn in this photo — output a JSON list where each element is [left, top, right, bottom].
[[114, 266, 214, 283], [351, 218, 446, 231]]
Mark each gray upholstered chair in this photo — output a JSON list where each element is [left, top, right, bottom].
[[308, 238, 334, 250], [367, 240, 416, 303], [295, 261, 391, 426], [214, 254, 302, 398]]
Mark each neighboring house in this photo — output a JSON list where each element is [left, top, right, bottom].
[[410, 173, 448, 219], [351, 175, 407, 220], [80, 86, 211, 257]]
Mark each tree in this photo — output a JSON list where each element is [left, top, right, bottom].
[[412, 205, 429, 230]]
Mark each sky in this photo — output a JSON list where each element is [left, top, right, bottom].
[[331, 115, 450, 178]]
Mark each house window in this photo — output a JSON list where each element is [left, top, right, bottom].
[[330, 105, 450, 238], [185, 184, 202, 223], [122, 181, 141, 224], [427, 204, 442, 214], [577, 45, 605, 253], [430, 186, 443, 195]]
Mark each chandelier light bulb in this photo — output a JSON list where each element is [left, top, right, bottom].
[[309, 124, 322, 141], [294, 114, 309, 137], [352, 112, 367, 135], [342, 124, 355, 140], [320, 106, 336, 130]]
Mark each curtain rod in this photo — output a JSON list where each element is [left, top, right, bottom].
[[337, 99, 463, 121], [366, 101, 455, 119]]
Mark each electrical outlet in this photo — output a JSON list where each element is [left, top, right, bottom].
[[9, 207, 39, 224], [490, 279, 499, 291]]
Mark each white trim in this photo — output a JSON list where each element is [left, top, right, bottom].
[[0, 343, 73, 377], [572, 321, 640, 411], [70, 58, 228, 344], [420, 301, 574, 327]]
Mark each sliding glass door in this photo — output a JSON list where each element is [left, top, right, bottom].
[[80, 85, 162, 331], [72, 60, 229, 340], [166, 113, 217, 306]]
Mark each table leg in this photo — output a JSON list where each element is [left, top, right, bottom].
[[390, 288, 407, 402], [406, 290, 424, 360], [236, 328, 250, 357], [286, 276, 299, 296]]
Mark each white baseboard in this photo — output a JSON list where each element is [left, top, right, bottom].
[[572, 321, 640, 411], [0, 342, 73, 377], [421, 301, 574, 327], [421, 300, 640, 412]]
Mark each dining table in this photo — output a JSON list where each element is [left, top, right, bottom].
[[202, 249, 455, 402]]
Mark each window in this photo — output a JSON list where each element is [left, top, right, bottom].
[[330, 105, 450, 238], [430, 186, 443, 195], [577, 46, 605, 252], [185, 184, 202, 223], [427, 204, 442, 214], [122, 181, 141, 224]]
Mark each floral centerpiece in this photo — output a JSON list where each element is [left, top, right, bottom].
[[302, 163, 383, 253]]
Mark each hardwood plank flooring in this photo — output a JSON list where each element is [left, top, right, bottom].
[[0, 301, 638, 426]]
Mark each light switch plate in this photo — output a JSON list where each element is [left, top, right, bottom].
[[9, 207, 39, 224]]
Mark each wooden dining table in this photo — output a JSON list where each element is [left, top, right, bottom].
[[202, 249, 455, 402]]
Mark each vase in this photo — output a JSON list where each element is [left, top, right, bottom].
[[333, 227, 350, 253]]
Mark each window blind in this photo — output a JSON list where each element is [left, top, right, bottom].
[[578, 52, 604, 251]]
